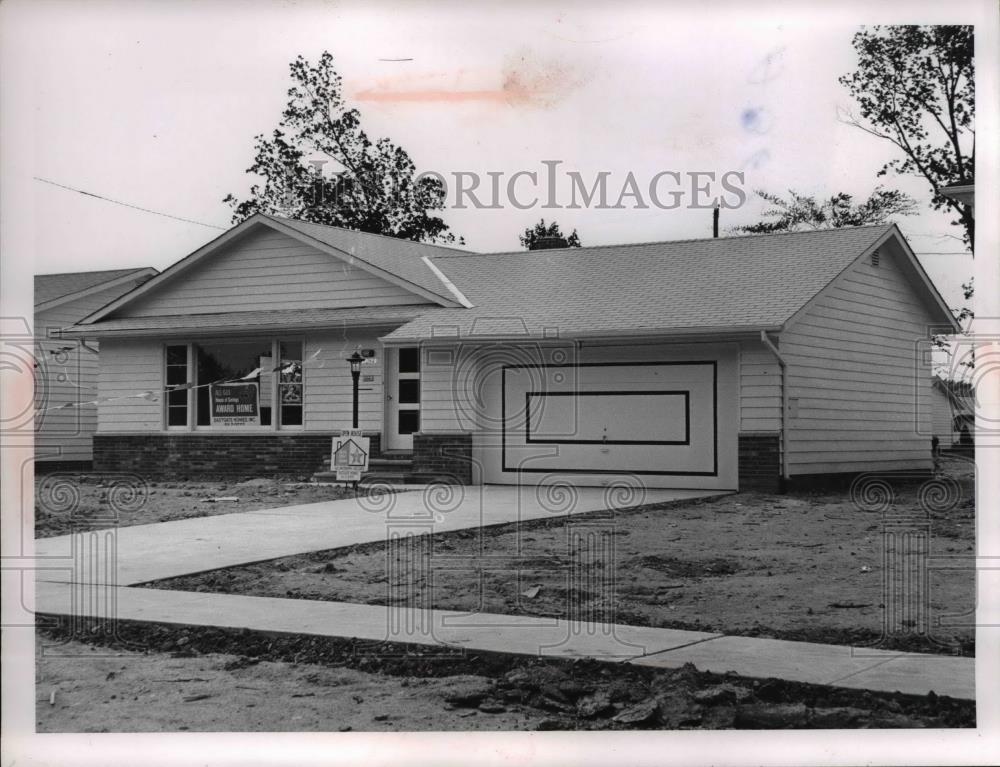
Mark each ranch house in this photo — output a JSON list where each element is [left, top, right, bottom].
[[61, 215, 959, 491]]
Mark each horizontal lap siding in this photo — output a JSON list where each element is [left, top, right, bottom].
[[303, 331, 385, 432], [739, 340, 781, 433], [420, 343, 470, 433], [96, 339, 164, 432], [35, 281, 151, 460], [123, 228, 421, 317], [784, 245, 934, 476]]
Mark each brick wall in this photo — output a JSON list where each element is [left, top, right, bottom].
[[412, 432, 473, 484], [94, 432, 382, 479], [738, 432, 781, 492]]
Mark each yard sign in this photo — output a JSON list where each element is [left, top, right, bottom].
[[332, 430, 370, 482]]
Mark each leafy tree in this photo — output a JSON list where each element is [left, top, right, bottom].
[[839, 25, 974, 251], [224, 52, 456, 244], [734, 188, 917, 234], [519, 219, 582, 250], [840, 25, 975, 379]]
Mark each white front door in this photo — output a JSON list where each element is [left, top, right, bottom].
[[385, 346, 421, 451]]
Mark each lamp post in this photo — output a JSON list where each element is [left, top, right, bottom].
[[348, 351, 364, 428]]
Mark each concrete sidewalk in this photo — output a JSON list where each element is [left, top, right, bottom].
[[31, 486, 975, 702], [36, 580, 974, 700]]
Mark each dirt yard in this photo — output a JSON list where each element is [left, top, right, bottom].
[[34, 475, 366, 538], [155, 456, 976, 656], [35, 621, 974, 732]]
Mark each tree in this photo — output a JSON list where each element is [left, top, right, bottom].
[[224, 52, 456, 244], [519, 219, 582, 250], [839, 25, 974, 251], [733, 188, 917, 234]]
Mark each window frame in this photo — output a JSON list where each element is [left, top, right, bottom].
[[162, 337, 306, 432], [164, 343, 193, 430]]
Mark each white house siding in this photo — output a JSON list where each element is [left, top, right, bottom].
[[96, 329, 391, 435], [121, 228, 423, 318], [738, 339, 782, 433], [302, 329, 386, 432], [95, 339, 164, 433], [35, 282, 150, 462], [781, 243, 936, 475], [417, 342, 466, 434]]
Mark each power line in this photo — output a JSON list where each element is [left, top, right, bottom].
[[33, 177, 226, 230]]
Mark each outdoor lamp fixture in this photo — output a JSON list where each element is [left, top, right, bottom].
[[348, 350, 364, 428]]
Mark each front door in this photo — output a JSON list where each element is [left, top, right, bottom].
[[385, 346, 421, 451]]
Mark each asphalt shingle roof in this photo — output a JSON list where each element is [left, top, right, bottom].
[[266, 215, 470, 305], [34, 268, 155, 307], [382, 225, 897, 341]]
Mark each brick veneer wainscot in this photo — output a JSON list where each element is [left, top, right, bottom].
[[411, 432, 473, 484], [94, 432, 382, 479], [737, 432, 781, 492]]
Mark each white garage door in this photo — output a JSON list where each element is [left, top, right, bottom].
[[478, 344, 738, 490]]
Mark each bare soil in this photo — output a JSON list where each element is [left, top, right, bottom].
[[34, 475, 363, 538], [35, 619, 974, 732], [154, 456, 976, 656]]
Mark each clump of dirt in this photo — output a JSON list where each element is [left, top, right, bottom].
[[36, 617, 975, 731]]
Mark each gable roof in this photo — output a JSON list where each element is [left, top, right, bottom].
[[78, 214, 469, 325], [383, 224, 958, 342], [65, 218, 958, 343], [269, 216, 473, 306], [34, 267, 157, 310]]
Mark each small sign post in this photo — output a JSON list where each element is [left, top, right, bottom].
[[332, 429, 370, 485]]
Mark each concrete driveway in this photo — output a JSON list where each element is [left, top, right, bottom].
[[34, 485, 720, 586]]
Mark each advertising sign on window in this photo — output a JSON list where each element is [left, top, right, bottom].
[[210, 382, 260, 428]]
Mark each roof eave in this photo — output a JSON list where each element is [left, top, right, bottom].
[[380, 324, 783, 345], [59, 316, 419, 340]]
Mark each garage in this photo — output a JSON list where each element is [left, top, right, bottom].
[[476, 343, 739, 490]]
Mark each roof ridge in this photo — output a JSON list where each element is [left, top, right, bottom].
[[432, 223, 896, 259], [264, 214, 474, 255]]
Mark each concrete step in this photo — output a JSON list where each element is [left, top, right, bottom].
[[310, 469, 453, 485], [311, 453, 413, 483]]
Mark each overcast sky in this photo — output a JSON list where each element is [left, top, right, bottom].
[[5, 0, 980, 309]]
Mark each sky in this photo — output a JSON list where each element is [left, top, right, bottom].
[[3, 0, 981, 309]]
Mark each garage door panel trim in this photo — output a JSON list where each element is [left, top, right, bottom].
[[524, 390, 691, 446], [501, 361, 718, 477]]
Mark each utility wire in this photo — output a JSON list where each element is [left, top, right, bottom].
[[34, 177, 226, 230]]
